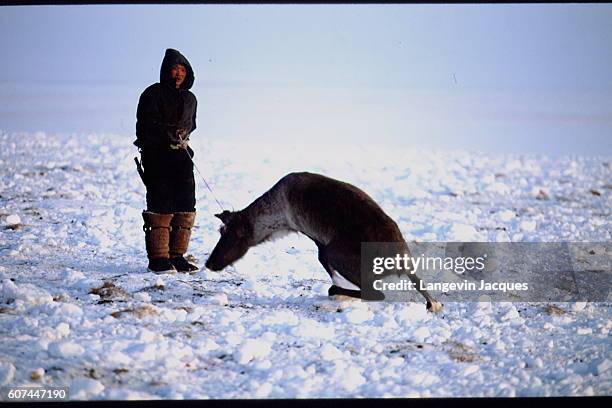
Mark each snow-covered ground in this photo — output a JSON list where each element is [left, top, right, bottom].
[[0, 130, 610, 399]]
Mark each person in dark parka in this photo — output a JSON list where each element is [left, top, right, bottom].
[[135, 48, 199, 273]]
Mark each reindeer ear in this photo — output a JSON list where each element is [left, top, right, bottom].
[[214, 210, 232, 224]]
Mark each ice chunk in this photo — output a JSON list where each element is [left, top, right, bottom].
[[70, 378, 105, 399], [320, 343, 344, 361], [209, 293, 229, 306], [344, 306, 374, 324], [0, 362, 15, 386], [48, 341, 85, 358], [123, 342, 158, 361], [448, 223, 482, 241], [291, 319, 335, 339], [497, 210, 516, 222], [487, 182, 509, 194], [519, 220, 537, 232], [495, 231, 511, 242], [501, 307, 520, 321], [59, 269, 86, 283], [53, 302, 83, 317], [340, 368, 366, 392], [396, 303, 430, 324], [133, 292, 151, 302], [463, 365, 479, 376], [596, 359, 610, 376], [0, 279, 53, 306], [283, 364, 308, 380], [138, 328, 157, 342], [412, 327, 431, 343], [571, 302, 587, 312], [235, 339, 273, 364], [262, 309, 299, 326], [254, 383, 273, 398], [408, 372, 439, 386], [106, 351, 132, 365], [56, 322, 70, 337]]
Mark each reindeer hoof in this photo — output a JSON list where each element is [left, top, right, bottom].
[[328, 285, 361, 298], [426, 301, 443, 313]]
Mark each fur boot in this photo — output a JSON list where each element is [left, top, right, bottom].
[[169, 211, 198, 272], [142, 211, 176, 274]]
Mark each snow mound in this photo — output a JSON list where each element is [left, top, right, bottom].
[[0, 279, 53, 307]]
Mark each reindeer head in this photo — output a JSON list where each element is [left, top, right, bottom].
[[205, 210, 253, 271]]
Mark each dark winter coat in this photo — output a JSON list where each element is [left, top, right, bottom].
[[134, 49, 197, 153]]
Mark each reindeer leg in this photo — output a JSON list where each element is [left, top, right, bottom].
[[389, 243, 443, 313], [403, 271, 443, 313], [324, 241, 386, 301], [314, 241, 332, 279], [314, 241, 358, 299]]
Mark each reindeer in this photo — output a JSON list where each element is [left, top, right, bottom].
[[205, 172, 443, 312]]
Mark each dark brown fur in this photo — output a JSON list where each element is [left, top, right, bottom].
[[205, 172, 442, 312]]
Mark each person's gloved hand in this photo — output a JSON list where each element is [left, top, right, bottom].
[[169, 127, 189, 150]]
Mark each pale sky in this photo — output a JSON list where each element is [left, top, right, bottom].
[[1, 4, 611, 155]]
